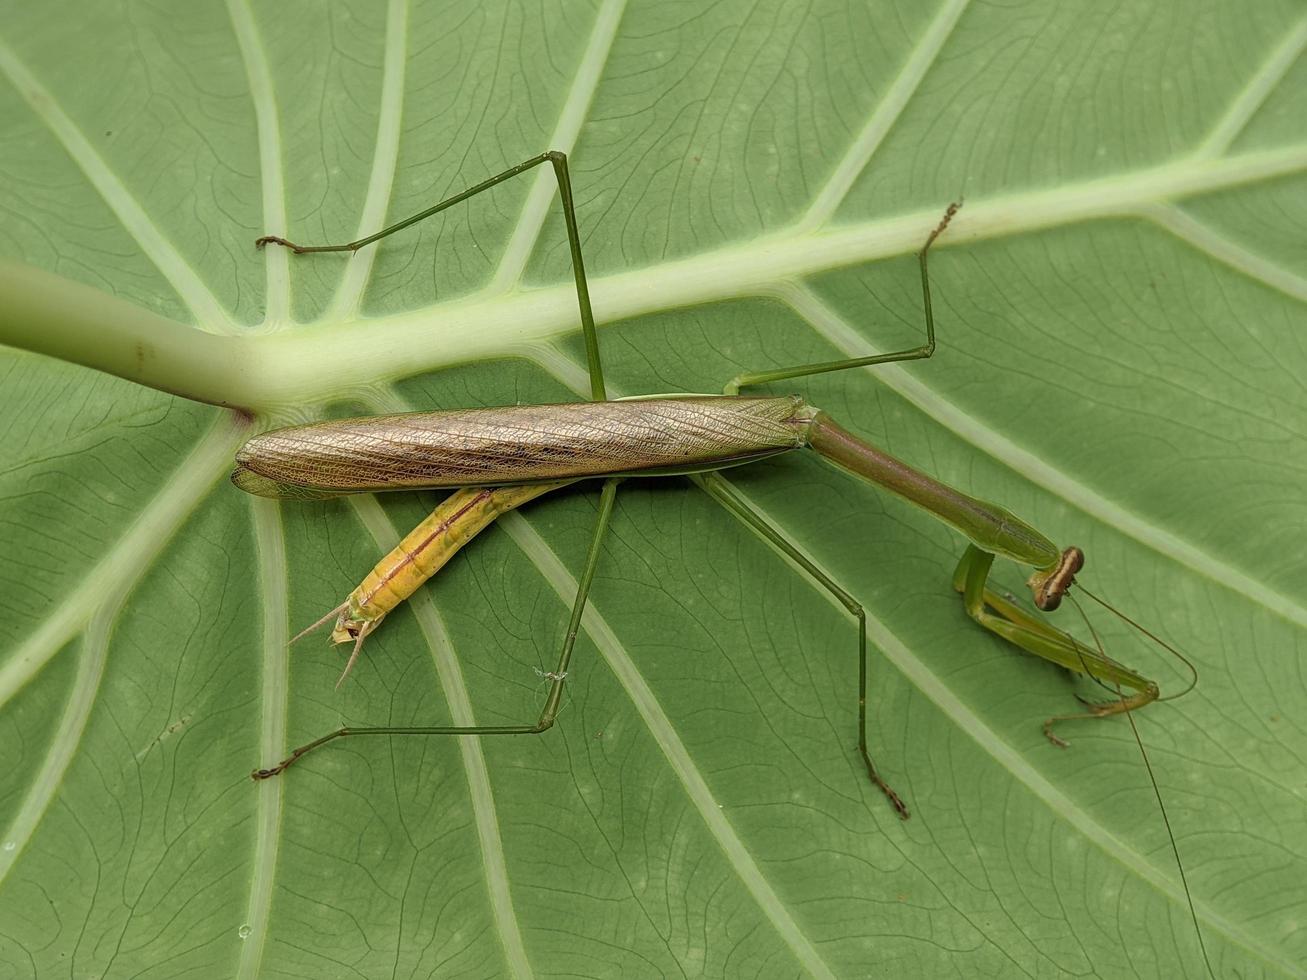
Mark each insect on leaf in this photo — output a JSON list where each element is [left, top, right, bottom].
[[0, 1, 1304, 977]]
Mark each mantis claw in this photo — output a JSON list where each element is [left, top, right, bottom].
[[254, 235, 303, 252], [1043, 720, 1070, 748]]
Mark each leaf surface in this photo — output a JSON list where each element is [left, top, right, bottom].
[[1, 2, 1305, 977]]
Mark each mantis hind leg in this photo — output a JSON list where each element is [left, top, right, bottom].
[[696, 471, 908, 819], [257, 150, 607, 401], [723, 202, 959, 394], [951, 544, 1158, 746], [251, 478, 621, 780]]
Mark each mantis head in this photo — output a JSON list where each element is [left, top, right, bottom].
[[1026, 546, 1084, 611]]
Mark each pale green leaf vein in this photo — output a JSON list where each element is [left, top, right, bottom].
[[227, 0, 291, 328], [268, 142, 1307, 406], [329, 0, 410, 322], [1196, 14, 1307, 159], [798, 0, 970, 232], [9, 144, 1304, 413], [498, 511, 838, 980], [239, 497, 289, 980], [1141, 202, 1307, 303], [349, 490, 533, 980], [489, 0, 627, 293], [0, 605, 114, 887], [0, 413, 250, 710], [0, 36, 236, 332]]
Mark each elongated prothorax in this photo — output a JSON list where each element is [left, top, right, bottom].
[[807, 412, 1061, 572]]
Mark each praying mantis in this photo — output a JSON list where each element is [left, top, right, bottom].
[[235, 151, 1209, 970]]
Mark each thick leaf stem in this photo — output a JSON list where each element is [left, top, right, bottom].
[[0, 259, 255, 408]]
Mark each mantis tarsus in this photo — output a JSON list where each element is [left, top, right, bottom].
[[237, 150, 1209, 972]]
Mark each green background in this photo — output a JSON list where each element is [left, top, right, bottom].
[[1, 1, 1304, 976]]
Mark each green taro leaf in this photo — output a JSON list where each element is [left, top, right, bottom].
[[1, 1, 1305, 977]]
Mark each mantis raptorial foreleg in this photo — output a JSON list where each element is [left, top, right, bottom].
[[952, 545, 1159, 745], [721, 201, 1165, 747]]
